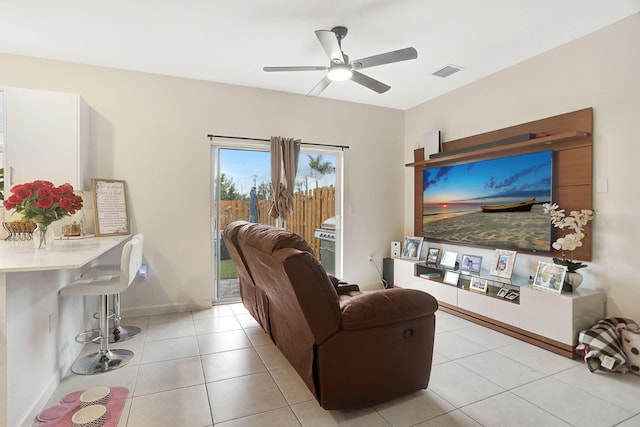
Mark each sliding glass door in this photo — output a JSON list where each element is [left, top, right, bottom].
[[210, 140, 342, 303]]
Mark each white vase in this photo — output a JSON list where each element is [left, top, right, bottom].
[[33, 224, 55, 249], [564, 272, 583, 291]]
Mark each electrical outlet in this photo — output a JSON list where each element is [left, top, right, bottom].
[[138, 264, 148, 279]]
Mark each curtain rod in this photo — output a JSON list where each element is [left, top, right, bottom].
[[207, 134, 349, 150]]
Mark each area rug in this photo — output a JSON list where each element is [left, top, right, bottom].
[[36, 386, 128, 427]]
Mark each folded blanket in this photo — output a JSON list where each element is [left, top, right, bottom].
[[577, 317, 639, 373]]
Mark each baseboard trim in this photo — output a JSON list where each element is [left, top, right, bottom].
[[18, 368, 64, 427], [438, 302, 576, 358], [18, 330, 85, 427], [121, 300, 212, 318]]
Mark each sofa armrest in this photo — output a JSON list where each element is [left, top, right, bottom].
[[335, 284, 361, 295], [328, 274, 360, 294], [340, 288, 438, 331]]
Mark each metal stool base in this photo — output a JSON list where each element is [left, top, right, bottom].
[[111, 325, 142, 343], [75, 324, 142, 344], [71, 349, 134, 375], [75, 329, 101, 344]]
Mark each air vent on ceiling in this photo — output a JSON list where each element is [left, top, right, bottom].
[[432, 64, 463, 78]]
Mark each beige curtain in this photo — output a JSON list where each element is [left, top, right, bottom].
[[268, 137, 282, 220], [268, 136, 301, 223]]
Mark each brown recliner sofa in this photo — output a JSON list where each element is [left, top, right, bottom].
[[223, 221, 439, 409]]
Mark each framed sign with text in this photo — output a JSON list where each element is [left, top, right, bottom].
[[92, 179, 130, 236]]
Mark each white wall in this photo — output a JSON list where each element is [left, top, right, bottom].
[[405, 13, 640, 320], [0, 55, 404, 315]]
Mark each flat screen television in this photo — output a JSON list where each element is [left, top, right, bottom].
[[422, 150, 552, 252]]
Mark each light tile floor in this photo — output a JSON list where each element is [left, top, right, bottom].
[[35, 304, 640, 427]]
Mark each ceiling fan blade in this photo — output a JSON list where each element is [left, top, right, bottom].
[[315, 30, 344, 63], [350, 71, 390, 94], [307, 76, 332, 97], [263, 65, 327, 72], [352, 47, 418, 70]]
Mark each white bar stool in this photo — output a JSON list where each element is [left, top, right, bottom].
[[60, 235, 143, 375], [80, 234, 144, 343]]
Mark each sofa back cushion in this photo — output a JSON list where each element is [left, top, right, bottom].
[[241, 222, 316, 255], [223, 222, 271, 335], [238, 224, 342, 343], [222, 222, 256, 300], [237, 224, 342, 396]]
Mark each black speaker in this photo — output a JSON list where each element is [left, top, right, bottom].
[[383, 257, 394, 288]]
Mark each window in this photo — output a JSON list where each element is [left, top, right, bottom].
[[210, 140, 343, 302]]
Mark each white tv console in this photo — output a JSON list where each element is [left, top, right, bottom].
[[393, 258, 605, 358]]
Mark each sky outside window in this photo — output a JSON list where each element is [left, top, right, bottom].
[[220, 149, 336, 197]]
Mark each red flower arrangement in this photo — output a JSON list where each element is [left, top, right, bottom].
[[3, 180, 83, 245]]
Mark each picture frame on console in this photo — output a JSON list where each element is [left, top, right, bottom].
[[402, 236, 424, 261], [461, 254, 482, 274], [440, 251, 458, 269], [490, 249, 517, 279], [505, 290, 520, 301], [469, 276, 489, 293], [533, 261, 566, 294], [426, 248, 440, 265], [443, 270, 460, 286]]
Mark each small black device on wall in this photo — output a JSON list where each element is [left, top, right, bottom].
[[383, 258, 394, 288]]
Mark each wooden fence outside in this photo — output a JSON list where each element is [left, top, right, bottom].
[[217, 185, 335, 255]]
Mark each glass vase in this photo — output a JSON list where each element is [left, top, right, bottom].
[[33, 223, 55, 249]]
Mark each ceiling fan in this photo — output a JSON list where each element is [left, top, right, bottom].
[[263, 26, 418, 96]]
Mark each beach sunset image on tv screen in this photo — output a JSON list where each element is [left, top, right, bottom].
[[422, 150, 552, 252]]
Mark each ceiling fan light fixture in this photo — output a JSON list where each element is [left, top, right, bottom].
[[327, 64, 352, 81], [264, 26, 417, 96]]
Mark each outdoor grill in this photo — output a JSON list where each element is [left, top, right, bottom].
[[314, 216, 336, 276]]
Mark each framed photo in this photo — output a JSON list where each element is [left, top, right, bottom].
[[533, 261, 567, 294], [440, 251, 458, 268], [426, 248, 440, 264], [505, 290, 520, 301], [92, 179, 130, 236], [497, 287, 510, 298], [469, 276, 489, 293], [443, 271, 460, 286], [401, 236, 424, 261], [461, 254, 482, 274], [490, 249, 517, 279]]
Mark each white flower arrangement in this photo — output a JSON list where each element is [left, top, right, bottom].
[[542, 202, 594, 272]]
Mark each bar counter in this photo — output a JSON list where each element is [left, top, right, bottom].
[[0, 235, 130, 272], [0, 234, 130, 427]]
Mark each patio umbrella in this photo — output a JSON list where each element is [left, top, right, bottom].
[[249, 187, 258, 223]]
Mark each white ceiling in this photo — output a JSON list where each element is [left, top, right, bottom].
[[1, 1, 638, 110]]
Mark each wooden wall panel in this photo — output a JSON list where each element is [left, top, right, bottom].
[[411, 108, 593, 261], [443, 108, 593, 153], [553, 185, 592, 213], [554, 145, 593, 187], [414, 169, 422, 234]]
